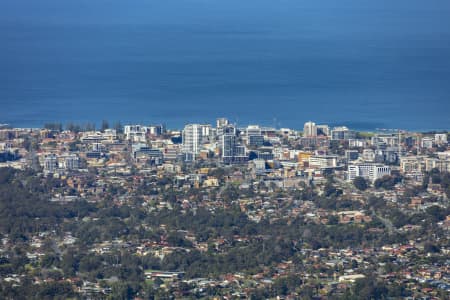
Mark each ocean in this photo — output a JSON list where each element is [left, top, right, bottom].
[[1, 0, 450, 131]]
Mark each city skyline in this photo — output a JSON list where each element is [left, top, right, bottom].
[[1, 1, 450, 298]]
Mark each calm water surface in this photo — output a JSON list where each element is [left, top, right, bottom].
[[1, 0, 450, 130]]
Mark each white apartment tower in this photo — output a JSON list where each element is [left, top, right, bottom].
[[44, 154, 58, 174], [124, 125, 148, 143], [216, 118, 229, 129], [303, 121, 317, 137], [182, 124, 203, 157]]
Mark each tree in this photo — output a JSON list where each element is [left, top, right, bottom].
[[328, 215, 339, 225], [374, 175, 401, 190], [353, 276, 388, 300], [66, 122, 81, 133], [44, 123, 63, 132], [323, 180, 342, 198], [111, 282, 136, 299], [83, 122, 96, 132], [353, 176, 368, 191], [113, 121, 123, 134], [424, 242, 440, 253], [101, 120, 109, 131]]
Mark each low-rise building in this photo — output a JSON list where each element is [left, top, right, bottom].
[[347, 163, 391, 182]]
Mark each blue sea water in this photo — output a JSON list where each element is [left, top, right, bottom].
[[0, 0, 450, 131]]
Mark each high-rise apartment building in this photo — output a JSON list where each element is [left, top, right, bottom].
[[331, 126, 356, 140], [182, 124, 203, 158], [246, 125, 264, 147], [221, 130, 247, 164], [316, 124, 330, 136], [124, 125, 148, 143], [216, 118, 229, 129], [44, 154, 58, 174], [303, 121, 317, 137]]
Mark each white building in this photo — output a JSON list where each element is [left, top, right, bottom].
[[425, 156, 450, 172], [199, 124, 212, 139], [371, 134, 399, 147], [348, 139, 366, 148], [80, 129, 117, 142], [44, 154, 58, 174], [103, 129, 117, 141], [421, 137, 434, 149], [251, 159, 266, 174], [362, 149, 375, 162], [400, 156, 425, 174], [246, 125, 262, 136], [182, 124, 204, 158], [124, 125, 148, 143], [348, 163, 391, 182], [303, 121, 317, 137], [316, 124, 330, 136], [60, 154, 80, 170], [309, 155, 338, 169], [222, 133, 247, 164], [148, 125, 165, 136], [43, 153, 80, 175], [246, 125, 264, 146], [216, 118, 229, 129], [163, 146, 179, 161], [331, 126, 356, 140], [435, 133, 448, 145]]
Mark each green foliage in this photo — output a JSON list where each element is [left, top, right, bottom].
[[424, 242, 440, 253], [272, 275, 303, 295], [352, 276, 388, 300], [429, 170, 450, 198], [113, 121, 123, 134], [222, 184, 240, 203], [44, 123, 63, 132], [353, 176, 368, 191], [0, 280, 76, 300], [0, 168, 96, 240], [66, 122, 82, 133], [101, 120, 110, 131], [0, 168, 445, 298], [166, 232, 193, 248], [374, 175, 401, 190]]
